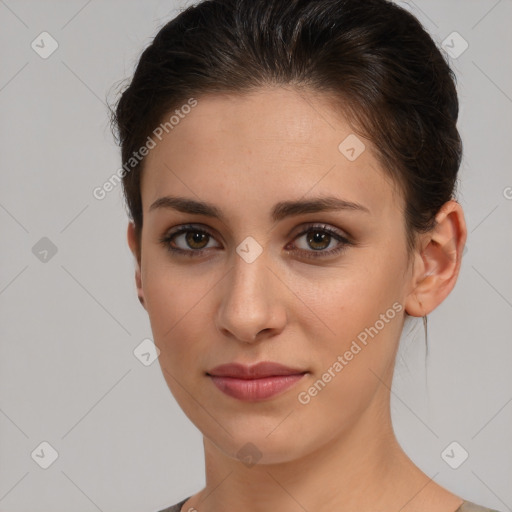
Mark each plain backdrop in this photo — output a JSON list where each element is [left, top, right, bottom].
[[0, 1, 511, 511]]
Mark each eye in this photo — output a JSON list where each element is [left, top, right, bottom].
[[159, 224, 220, 257], [286, 223, 353, 259], [159, 223, 353, 259]]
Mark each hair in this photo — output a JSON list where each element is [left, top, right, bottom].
[[112, 0, 462, 253], [110, 0, 463, 349]]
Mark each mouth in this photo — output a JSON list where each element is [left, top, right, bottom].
[[206, 361, 308, 401]]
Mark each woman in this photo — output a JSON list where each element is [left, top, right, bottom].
[[111, 1, 501, 511]]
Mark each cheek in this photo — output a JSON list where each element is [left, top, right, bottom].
[[296, 278, 404, 426], [317, 255, 404, 327], [317, 289, 403, 376], [309, 250, 407, 372], [141, 259, 215, 369]]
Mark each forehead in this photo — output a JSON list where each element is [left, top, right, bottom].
[[141, 87, 401, 224]]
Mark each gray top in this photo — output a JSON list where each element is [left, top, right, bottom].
[[156, 498, 502, 512]]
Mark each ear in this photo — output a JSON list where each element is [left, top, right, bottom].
[[127, 222, 146, 309], [405, 200, 467, 317]]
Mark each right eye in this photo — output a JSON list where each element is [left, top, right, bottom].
[[159, 224, 221, 257]]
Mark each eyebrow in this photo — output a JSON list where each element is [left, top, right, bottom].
[[149, 195, 370, 222]]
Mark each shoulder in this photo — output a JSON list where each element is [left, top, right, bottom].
[[154, 496, 191, 512], [458, 500, 504, 512], [155, 497, 503, 512]]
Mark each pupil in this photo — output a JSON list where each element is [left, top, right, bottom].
[[309, 231, 329, 250], [187, 231, 207, 248]]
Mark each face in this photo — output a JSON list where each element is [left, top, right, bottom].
[[130, 87, 418, 464]]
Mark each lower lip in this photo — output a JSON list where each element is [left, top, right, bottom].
[[208, 373, 307, 401]]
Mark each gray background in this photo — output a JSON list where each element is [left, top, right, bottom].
[[0, 1, 511, 511]]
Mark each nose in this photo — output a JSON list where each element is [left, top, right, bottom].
[[215, 250, 287, 344]]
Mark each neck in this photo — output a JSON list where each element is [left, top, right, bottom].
[[186, 384, 459, 512]]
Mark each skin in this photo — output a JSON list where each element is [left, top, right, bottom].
[[127, 86, 467, 512]]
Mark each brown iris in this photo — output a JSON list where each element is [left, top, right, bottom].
[[186, 231, 210, 250], [307, 230, 331, 251]]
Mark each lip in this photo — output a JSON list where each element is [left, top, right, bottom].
[[208, 361, 306, 379], [207, 362, 308, 401]]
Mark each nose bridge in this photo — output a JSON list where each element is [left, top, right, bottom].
[[216, 244, 284, 342]]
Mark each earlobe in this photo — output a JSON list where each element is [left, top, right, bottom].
[[404, 200, 467, 317], [127, 222, 146, 309]]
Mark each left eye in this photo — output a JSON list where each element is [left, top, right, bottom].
[[159, 223, 352, 259], [285, 224, 353, 259]]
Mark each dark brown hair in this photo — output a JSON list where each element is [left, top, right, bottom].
[[111, 0, 462, 266]]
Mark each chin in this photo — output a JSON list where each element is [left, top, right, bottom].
[[203, 419, 314, 466]]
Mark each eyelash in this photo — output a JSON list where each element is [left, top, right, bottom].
[[159, 223, 353, 260]]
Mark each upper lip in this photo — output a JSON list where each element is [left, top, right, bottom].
[[207, 362, 307, 379]]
